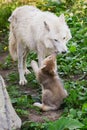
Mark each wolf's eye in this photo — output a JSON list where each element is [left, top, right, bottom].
[[54, 39, 58, 42], [63, 37, 66, 40]]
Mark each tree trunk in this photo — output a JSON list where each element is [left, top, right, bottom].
[[0, 75, 22, 130]]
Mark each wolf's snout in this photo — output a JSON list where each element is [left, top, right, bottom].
[[62, 50, 67, 54]]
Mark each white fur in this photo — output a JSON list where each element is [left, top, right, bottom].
[[8, 5, 72, 85], [33, 102, 56, 111]]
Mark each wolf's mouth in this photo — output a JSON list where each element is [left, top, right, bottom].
[[54, 50, 67, 54]]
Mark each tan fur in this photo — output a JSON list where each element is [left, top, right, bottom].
[[31, 54, 68, 111]]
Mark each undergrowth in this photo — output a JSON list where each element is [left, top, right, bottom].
[[0, 0, 87, 130]]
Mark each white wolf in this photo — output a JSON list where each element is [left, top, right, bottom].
[[8, 5, 72, 85]]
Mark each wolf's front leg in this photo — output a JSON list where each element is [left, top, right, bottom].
[[37, 43, 45, 67], [17, 43, 27, 85], [38, 51, 45, 67], [31, 60, 39, 79]]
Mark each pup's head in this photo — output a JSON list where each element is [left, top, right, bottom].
[[41, 54, 57, 75], [44, 14, 72, 54]]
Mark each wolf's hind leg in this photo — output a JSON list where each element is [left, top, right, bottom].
[[17, 43, 27, 85], [23, 48, 31, 75]]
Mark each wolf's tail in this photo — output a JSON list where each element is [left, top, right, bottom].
[[9, 25, 17, 61]]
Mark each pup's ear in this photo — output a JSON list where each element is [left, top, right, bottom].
[[59, 14, 65, 23], [41, 65, 46, 71], [41, 64, 54, 75], [44, 21, 50, 31]]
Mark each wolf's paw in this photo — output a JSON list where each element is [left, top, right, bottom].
[[19, 78, 27, 85], [24, 68, 31, 75]]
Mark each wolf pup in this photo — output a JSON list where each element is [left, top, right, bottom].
[[31, 54, 68, 111], [8, 5, 72, 85]]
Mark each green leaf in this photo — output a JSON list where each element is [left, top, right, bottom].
[[48, 117, 83, 130], [69, 45, 76, 52], [82, 103, 87, 112]]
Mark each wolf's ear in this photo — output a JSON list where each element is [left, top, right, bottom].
[[59, 14, 65, 23], [44, 21, 50, 31]]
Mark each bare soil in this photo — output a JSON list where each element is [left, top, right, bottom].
[[28, 109, 63, 123]]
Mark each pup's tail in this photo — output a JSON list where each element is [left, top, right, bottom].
[[9, 25, 17, 61], [33, 102, 57, 111]]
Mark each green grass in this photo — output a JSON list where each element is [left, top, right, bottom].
[[0, 0, 87, 129]]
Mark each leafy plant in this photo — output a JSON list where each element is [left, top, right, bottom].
[[48, 117, 83, 130], [0, 0, 87, 129]]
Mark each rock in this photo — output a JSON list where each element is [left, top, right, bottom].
[[0, 75, 22, 130]]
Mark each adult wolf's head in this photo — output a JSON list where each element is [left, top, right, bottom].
[[44, 14, 72, 54]]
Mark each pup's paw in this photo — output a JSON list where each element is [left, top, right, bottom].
[[19, 78, 27, 85], [24, 68, 31, 75]]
